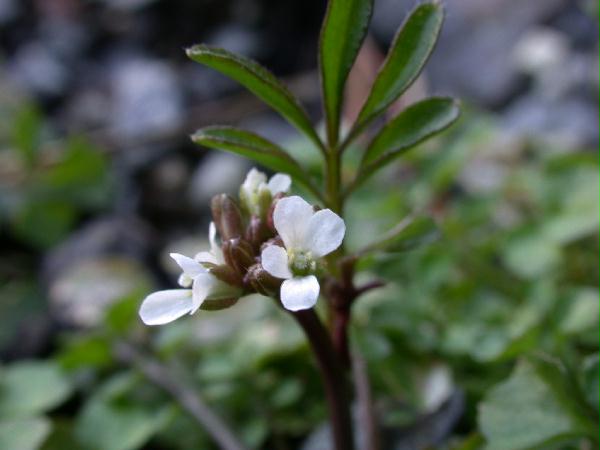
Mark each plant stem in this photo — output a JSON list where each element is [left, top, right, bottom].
[[114, 342, 249, 450], [326, 148, 343, 213], [291, 309, 355, 450]]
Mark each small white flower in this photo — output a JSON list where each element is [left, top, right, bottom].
[[192, 222, 224, 269], [139, 225, 241, 326], [261, 196, 345, 311], [240, 168, 291, 216]]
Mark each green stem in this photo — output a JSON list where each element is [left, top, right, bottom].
[[326, 148, 342, 213]]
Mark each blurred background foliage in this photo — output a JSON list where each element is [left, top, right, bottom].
[[0, 0, 597, 449]]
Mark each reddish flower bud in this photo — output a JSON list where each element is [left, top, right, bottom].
[[222, 238, 256, 276], [209, 264, 244, 288], [244, 263, 281, 296], [246, 215, 274, 252], [211, 194, 244, 240]]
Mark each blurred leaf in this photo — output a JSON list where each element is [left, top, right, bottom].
[[479, 357, 596, 450], [192, 126, 318, 195], [12, 200, 76, 248], [0, 417, 51, 450], [186, 45, 321, 148], [75, 399, 170, 450], [319, 0, 373, 144], [582, 354, 599, 411], [363, 98, 460, 166], [355, 3, 445, 130], [0, 361, 73, 419], [502, 233, 561, 279], [58, 336, 112, 371], [11, 104, 42, 166], [43, 136, 111, 207], [559, 288, 599, 335]]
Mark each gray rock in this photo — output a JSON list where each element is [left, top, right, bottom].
[[8, 42, 69, 96], [110, 56, 183, 139], [188, 151, 250, 207]]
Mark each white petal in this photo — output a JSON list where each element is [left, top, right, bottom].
[[195, 251, 219, 265], [170, 253, 206, 277], [280, 275, 320, 311], [303, 209, 346, 257], [261, 245, 292, 279], [139, 289, 193, 325], [191, 272, 219, 313], [242, 168, 267, 192], [178, 273, 193, 288], [273, 196, 313, 249], [267, 173, 291, 194], [208, 222, 225, 264]]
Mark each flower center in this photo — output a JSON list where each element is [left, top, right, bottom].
[[288, 249, 317, 276]]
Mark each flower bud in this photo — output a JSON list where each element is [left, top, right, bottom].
[[200, 297, 239, 311], [222, 238, 256, 275], [244, 263, 281, 296], [211, 194, 244, 240], [209, 264, 244, 288], [246, 215, 274, 252]]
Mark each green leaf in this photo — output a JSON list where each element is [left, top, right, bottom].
[[363, 97, 460, 166], [479, 358, 597, 450], [12, 200, 77, 248], [355, 2, 444, 130], [319, 0, 373, 145], [192, 126, 320, 197], [186, 45, 321, 149], [11, 104, 42, 166], [75, 400, 171, 450], [0, 417, 51, 450], [582, 354, 599, 411], [0, 361, 73, 419]]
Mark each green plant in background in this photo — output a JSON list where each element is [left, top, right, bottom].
[[0, 104, 112, 248]]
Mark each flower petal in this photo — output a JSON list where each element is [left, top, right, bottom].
[[178, 273, 193, 288], [195, 251, 219, 265], [242, 168, 267, 192], [261, 245, 292, 279], [304, 209, 346, 257], [170, 253, 206, 277], [139, 289, 193, 325], [267, 173, 291, 195], [280, 275, 320, 311], [273, 195, 313, 249], [208, 222, 225, 263], [191, 272, 219, 313]]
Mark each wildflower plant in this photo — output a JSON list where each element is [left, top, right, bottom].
[[139, 1, 460, 449]]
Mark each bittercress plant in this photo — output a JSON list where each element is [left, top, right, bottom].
[[139, 1, 460, 449]]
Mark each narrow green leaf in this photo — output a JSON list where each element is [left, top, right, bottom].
[[355, 2, 444, 130], [186, 45, 321, 150], [319, 0, 373, 145], [192, 126, 321, 199], [364, 97, 460, 165]]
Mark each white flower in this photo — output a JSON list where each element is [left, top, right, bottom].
[[139, 225, 241, 326], [260, 196, 345, 311], [191, 222, 224, 270], [240, 168, 291, 216]]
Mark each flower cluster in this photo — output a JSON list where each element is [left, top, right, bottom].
[[139, 168, 346, 326]]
